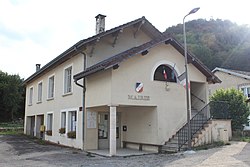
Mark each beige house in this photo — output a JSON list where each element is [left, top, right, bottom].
[[24, 15, 227, 156], [209, 67, 250, 130]]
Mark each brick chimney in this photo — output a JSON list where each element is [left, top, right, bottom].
[[95, 14, 106, 34]]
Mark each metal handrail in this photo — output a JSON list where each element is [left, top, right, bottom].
[[191, 92, 205, 104], [176, 101, 229, 150]]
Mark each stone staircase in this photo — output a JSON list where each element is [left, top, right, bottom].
[[161, 106, 211, 153], [161, 119, 213, 153], [161, 101, 230, 153]]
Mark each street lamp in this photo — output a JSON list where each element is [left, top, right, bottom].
[[183, 7, 200, 151]]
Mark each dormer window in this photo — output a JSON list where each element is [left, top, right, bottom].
[[153, 65, 177, 82]]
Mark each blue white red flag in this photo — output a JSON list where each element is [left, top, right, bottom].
[[163, 68, 167, 80]]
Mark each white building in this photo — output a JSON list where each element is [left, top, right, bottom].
[[24, 15, 230, 156]]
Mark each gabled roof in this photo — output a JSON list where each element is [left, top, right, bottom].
[[74, 35, 221, 83], [23, 16, 162, 85], [212, 67, 250, 80]]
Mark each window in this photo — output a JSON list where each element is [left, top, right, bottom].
[[154, 65, 177, 82], [98, 113, 108, 139], [240, 86, 250, 98], [69, 111, 77, 131], [46, 113, 53, 135], [61, 112, 66, 129], [29, 87, 33, 105], [48, 75, 55, 99], [37, 82, 42, 102], [64, 66, 72, 94]]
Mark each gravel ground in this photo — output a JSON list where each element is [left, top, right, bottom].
[[0, 135, 249, 167]]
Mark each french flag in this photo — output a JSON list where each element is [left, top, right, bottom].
[[163, 68, 167, 80]]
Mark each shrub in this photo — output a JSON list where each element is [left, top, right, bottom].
[[210, 88, 250, 131], [67, 131, 76, 138]]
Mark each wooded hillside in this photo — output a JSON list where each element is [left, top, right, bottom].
[[0, 71, 25, 122], [165, 19, 250, 71]]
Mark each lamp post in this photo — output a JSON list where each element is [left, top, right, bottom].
[[183, 7, 200, 151]]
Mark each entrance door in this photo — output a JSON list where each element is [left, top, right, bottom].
[[36, 115, 44, 139], [30, 116, 35, 136], [98, 113, 109, 149], [98, 112, 121, 149]]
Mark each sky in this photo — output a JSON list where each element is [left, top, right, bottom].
[[1, 0, 250, 79]]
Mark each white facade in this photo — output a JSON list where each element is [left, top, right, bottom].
[[24, 16, 220, 155]]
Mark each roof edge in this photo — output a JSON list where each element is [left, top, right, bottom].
[[74, 35, 220, 84], [213, 67, 250, 80]]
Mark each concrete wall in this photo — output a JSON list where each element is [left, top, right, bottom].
[[84, 108, 99, 150], [120, 107, 158, 144], [85, 70, 112, 107], [24, 53, 84, 149], [86, 28, 151, 67], [194, 119, 232, 146], [191, 82, 208, 111]]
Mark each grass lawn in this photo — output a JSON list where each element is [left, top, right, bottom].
[[241, 137, 250, 142], [0, 122, 23, 128], [0, 129, 23, 135]]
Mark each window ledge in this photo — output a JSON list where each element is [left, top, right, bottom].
[[47, 97, 54, 101], [37, 101, 42, 104], [62, 92, 73, 97], [28, 104, 32, 106]]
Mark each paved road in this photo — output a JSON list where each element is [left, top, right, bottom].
[[0, 135, 249, 167]]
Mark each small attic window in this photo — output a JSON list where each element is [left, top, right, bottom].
[[154, 65, 177, 82]]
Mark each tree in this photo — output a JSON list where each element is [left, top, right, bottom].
[[210, 88, 250, 131], [0, 71, 25, 122], [165, 19, 250, 72]]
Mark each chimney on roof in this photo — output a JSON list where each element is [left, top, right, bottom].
[[95, 14, 106, 34], [36, 64, 41, 72]]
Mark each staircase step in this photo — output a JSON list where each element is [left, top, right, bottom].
[[165, 142, 178, 147], [161, 145, 178, 153]]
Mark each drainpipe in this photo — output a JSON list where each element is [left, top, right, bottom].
[[74, 46, 86, 144]]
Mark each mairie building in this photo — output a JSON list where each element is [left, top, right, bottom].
[[23, 15, 231, 156]]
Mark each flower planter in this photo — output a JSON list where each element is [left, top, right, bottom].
[[67, 131, 76, 139], [59, 128, 65, 134], [46, 130, 52, 136]]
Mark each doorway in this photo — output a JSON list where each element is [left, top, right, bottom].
[[26, 116, 36, 136], [36, 115, 44, 139], [98, 112, 121, 149]]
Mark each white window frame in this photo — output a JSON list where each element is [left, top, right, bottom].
[[46, 112, 53, 131], [151, 60, 180, 81], [239, 85, 250, 98], [63, 64, 73, 95], [68, 109, 77, 132], [60, 111, 67, 129], [37, 81, 43, 103], [47, 74, 55, 100], [28, 86, 34, 106]]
